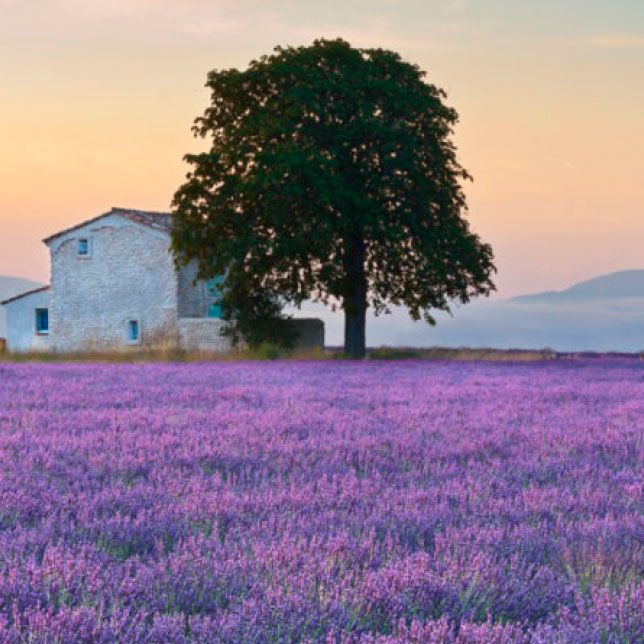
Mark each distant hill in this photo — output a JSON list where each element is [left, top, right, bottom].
[[0, 276, 43, 338], [512, 270, 644, 302], [297, 270, 644, 352]]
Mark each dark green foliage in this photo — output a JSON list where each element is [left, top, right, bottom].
[[219, 282, 297, 350], [368, 348, 424, 360], [172, 38, 495, 357]]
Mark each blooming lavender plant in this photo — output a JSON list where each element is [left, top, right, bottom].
[[0, 360, 641, 642]]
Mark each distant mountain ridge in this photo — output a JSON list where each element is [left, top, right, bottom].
[[512, 270, 644, 302], [0, 275, 43, 300], [0, 275, 43, 338]]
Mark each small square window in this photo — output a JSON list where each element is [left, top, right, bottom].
[[128, 320, 139, 342], [77, 238, 89, 256], [35, 308, 49, 334]]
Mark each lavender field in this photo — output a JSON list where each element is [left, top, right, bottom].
[[0, 360, 642, 643]]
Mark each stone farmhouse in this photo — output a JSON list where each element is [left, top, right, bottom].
[[1, 207, 324, 353]]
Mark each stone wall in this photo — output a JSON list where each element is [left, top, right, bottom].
[[178, 318, 232, 352], [3, 288, 52, 352], [177, 260, 215, 318], [177, 260, 204, 317], [293, 318, 325, 350], [177, 260, 223, 318], [48, 216, 179, 351]]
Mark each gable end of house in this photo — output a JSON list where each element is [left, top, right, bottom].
[[42, 207, 172, 245]]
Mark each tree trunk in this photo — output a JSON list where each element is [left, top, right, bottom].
[[343, 235, 368, 359], [344, 297, 367, 359]]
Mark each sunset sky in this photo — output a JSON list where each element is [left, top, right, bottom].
[[1, 0, 643, 297]]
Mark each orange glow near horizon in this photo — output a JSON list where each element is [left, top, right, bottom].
[[1, 0, 643, 297]]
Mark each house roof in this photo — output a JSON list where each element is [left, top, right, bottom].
[[42, 207, 172, 244], [1, 285, 50, 306]]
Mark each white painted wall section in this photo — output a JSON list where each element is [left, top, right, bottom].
[[3, 288, 51, 352]]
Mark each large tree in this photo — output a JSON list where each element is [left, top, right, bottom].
[[172, 38, 495, 358]]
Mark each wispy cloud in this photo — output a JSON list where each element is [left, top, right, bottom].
[[550, 157, 582, 179], [0, 0, 470, 57], [0, 0, 300, 45], [589, 34, 644, 49], [443, 0, 466, 14]]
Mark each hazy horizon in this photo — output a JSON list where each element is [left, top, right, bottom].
[[1, 0, 643, 300], [3, 268, 644, 352]]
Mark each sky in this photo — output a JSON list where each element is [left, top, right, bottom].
[[1, 0, 643, 298]]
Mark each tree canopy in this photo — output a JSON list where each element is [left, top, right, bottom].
[[172, 38, 496, 357]]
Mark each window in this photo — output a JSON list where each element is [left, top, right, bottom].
[[35, 308, 49, 334], [128, 320, 139, 342], [77, 238, 89, 256], [208, 303, 222, 319]]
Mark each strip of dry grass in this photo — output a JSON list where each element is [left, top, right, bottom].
[[367, 346, 559, 361], [3, 344, 642, 363], [0, 344, 333, 363]]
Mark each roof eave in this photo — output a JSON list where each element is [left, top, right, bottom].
[[0, 285, 51, 306], [42, 210, 116, 245], [42, 207, 172, 245]]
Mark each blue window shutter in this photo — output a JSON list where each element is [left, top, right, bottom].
[[128, 320, 139, 341], [207, 275, 224, 318], [208, 303, 222, 319], [35, 309, 49, 333]]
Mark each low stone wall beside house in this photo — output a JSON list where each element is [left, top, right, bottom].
[[178, 318, 232, 353], [292, 318, 325, 350]]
